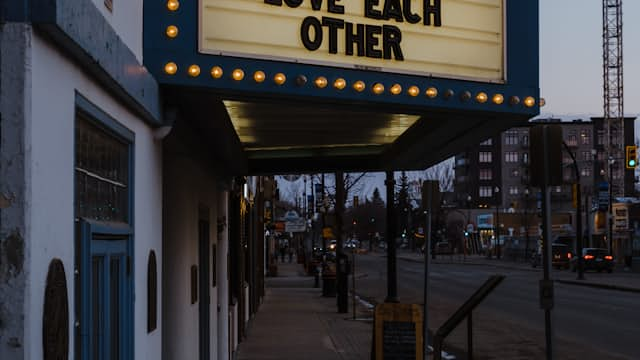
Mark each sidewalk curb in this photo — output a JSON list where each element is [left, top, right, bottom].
[[556, 279, 640, 293]]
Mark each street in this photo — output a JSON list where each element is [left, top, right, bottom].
[[353, 253, 640, 359]]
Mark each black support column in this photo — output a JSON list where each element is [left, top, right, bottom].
[[335, 171, 348, 313], [385, 171, 398, 303]]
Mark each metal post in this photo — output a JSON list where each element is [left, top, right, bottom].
[[336, 171, 348, 313], [576, 184, 584, 280], [467, 313, 473, 359], [352, 251, 356, 320], [541, 184, 555, 360], [423, 184, 433, 359], [608, 159, 613, 256], [385, 171, 398, 303]]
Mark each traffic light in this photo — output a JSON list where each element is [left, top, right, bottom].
[[626, 145, 637, 169]]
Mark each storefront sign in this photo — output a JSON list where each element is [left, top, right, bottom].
[[200, 0, 504, 81]]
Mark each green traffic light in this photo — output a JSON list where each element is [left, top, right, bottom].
[[630, 159, 637, 167]]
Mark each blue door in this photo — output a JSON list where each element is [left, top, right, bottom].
[[78, 220, 133, 360]]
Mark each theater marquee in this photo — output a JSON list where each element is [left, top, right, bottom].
[[199, 0, 505, 82]]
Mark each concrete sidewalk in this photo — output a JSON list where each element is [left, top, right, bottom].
[[392, 250, 640, 293], [236, 261, 373, 360]]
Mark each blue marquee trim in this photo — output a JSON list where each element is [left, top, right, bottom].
[[144, 0, 539, 117]]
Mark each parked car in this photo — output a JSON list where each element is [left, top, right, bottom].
[[435, 241, 452, 255], [570, 248, 614, 273], [531, 243, 572, 269]]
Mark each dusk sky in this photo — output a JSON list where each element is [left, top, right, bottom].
[[539, 0, 639, 118]]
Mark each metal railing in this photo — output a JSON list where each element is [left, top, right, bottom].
[[433, 275, 506, 360]]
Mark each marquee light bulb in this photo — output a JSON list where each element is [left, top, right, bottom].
[[426, 87, 438, 98], [188, 65, 200, 77], [524, 96, 536, 107], [460, 91, 472, 101], [164, 62, 177, 75], [476, 92, 488, 103], [211, 66, 223, 79], [492, 94, 504, 105], [232, 69, 245, 81], [390, 84, 402, 95], [510, 96, 521, 105], [372, 83, 385, 95], [167, 0, 179, 11], [274, 73, 286, 85], [407, 86, 420, 97], [166, 25, 178, 38], [333, 78, 346, 90], [314, 76, 328, 88], [539, 98, 547, 107], [353, 81, 365, 92], [254, 71, 266, 83]]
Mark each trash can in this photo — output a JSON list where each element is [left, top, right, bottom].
[[322, 271, 336, 297]]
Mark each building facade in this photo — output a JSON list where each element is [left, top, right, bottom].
[[1, 1, 540, 359], [454, 117, 637, 257]]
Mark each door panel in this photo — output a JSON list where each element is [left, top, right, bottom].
[[78, 220, 132, 360]]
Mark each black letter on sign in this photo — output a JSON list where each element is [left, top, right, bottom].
[[346, 22, 365, 57], [322, 17, 345, 54], [383, 25, 403, 60], [284, 0, 303, 7], [365, 0, 382, 20], [424, 0, 442, 27], [365, 25, 383, 59], [311, 0, 322, 10], [383, 0, 404, 22], [301, 17, 323, 51], [328, 0, 345, 14], [403, 0, 421, 24], [264, 0, 282, 6]]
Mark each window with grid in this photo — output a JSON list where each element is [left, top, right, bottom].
[[581, 151, 592, 161], [479, 186, 493, 198], [581, 167, 591, 177], [505, 131, 519, 145], [505, 152, 518, 163], [581, 130, 591, 145], [567, 134, 578, 146], [479, 152, 492, 163], [480, 138, 493, 146], [479, 169, 493, 180], [597, 130, 606, 145], [75, 115, 129, 222], [509, 186, 519, 195]]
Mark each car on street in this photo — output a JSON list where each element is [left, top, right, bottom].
[[531, 243, 572, 269], [570, 248, 614, 273], [435, 241, 452, 255]]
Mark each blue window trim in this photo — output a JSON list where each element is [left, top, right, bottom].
[[74, 92, 136, 360]]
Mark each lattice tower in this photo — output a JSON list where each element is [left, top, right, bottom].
[[603, 0, 624, 196]]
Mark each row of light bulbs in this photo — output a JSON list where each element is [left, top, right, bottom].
[[163, 62, 539, 107], [162, 1, 540, 108]]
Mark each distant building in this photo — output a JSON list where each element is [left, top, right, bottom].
[[453, 117, 637, 257]]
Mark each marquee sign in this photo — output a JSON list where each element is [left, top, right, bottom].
[[200, 0, 504, 82], [144, 0, 539, 115]]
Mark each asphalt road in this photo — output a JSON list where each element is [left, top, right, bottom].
[[353, 254, 640, 360]]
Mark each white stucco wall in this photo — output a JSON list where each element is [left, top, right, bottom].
[[163, 154, 221, 360], [24, 32, 162, 359], [91, 0, 143, 61]]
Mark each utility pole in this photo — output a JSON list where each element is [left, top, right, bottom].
[[385, 171, 398, 303]]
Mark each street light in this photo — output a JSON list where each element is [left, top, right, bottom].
[[494, 186, 501, 259]]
